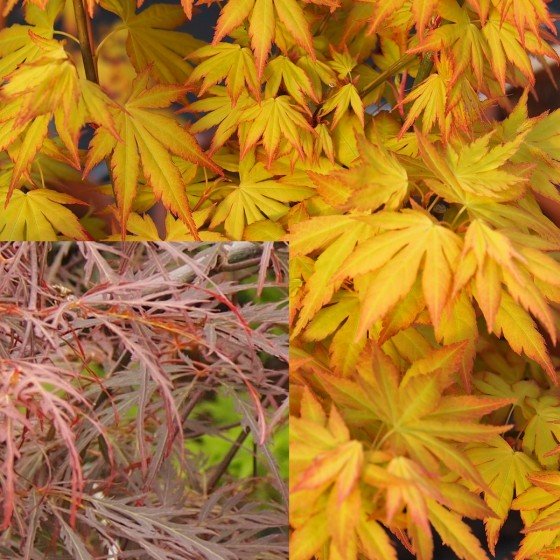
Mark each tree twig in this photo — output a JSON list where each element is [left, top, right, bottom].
[[206, 427, 251, 493], [412, 54, 434, 88], [140, 243, 268, 296], [361, 53, 416, 98], [72, 0, 98, 83]]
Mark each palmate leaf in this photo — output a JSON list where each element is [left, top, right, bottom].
[[291, 387, 366, 560], [213, 0, 315, 75], [101, 0, 203, 83], [488, 0, 556, 36], [84, 72, 221, 238], [189, 86, 256, 153], [493, 293, 557, 384], [452, 219, 560, 382], [481, 8, 558, 91], [239, 95, 315, 165], [330, 208, 559, 381], [498, 96, 560, 203], [411, 0, 487, 87], [400, 56, 454, 138], [290, 214, 376, 336], [336, 209, 463, 336], [467, 437, 540, 555], [0, 183, 90, 240], [0, 40, 117, 189], [365, 0, 557, 92], [187, 43, 260, 104], [0, 0, 63, 77], [310, 136, 409, 212], [522, 395, 560, 468], [319, 83, 364, 130], [264, 55, 319, 107], [303, 291, 365, 377], [293, 426, 363, 504], [418, 131, 529, 203], [210, 151, 314, 239], [291, 344, 508, 560], [513, 480, 560, 560], [412, 0, 557, 91], [321, 343, 511, 488], [366, 457, 491, 560], [515, 472, 560, 531]]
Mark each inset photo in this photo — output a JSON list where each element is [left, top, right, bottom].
[[0, 242, 288, 559]]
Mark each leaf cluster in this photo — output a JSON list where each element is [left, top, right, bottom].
[[279, 2, 560, 560], [2, 0, 558, 241], [0, 241, 288, 559]]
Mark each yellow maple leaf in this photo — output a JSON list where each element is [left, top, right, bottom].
[[264, 55, 318, 107], [101, 0, 203, 83], [213, 0, 315, 75], [0, 40, 117, 193], [401, 61, 448, 137], [512, 472, 560, 559], [522, 395, 560, 468], [482, 8, 558, 92], [310, 136, 409, 211], [210, 150, 314, 239], [187, 43, 260, 104], [319, 83, 364, 130], [189, 86, 256, 153], [451, 218, 560, 382], [412, 0, 487, 87], [467, 437, 539, 555], [0, 0, 63, 75], [417, 131, 530, 203], [495, 0, 556, 37], [336, 209, 462, 336], [239, 95, 315, 164], [290, 214, 375, 336], [296, 343, 509, 559], [291, 387, 365, 560], [0, 182, 90, 241], [84, 72, 221, 239]]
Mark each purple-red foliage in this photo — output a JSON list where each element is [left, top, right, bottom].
[[0, 242, 288, 559]]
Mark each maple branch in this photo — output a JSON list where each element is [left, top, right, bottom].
[[74, 243, 270, 302], [361, 53, 416, 98], [140, 242, 265, 295], [72, 0, 123, 232], [72, 0, 98, 83], [407, 0, 465, 90], [412, 54, 434, 88], [206, 427, 251, 493]]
